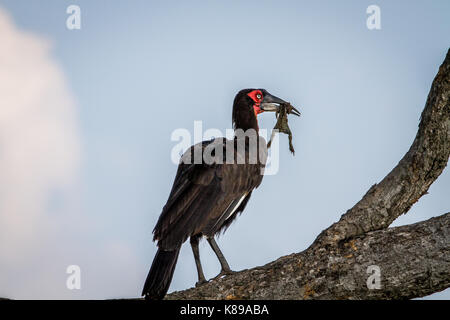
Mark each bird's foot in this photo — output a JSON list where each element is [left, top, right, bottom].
[[195, 278, 208, 287], [213, 269, 235, 280]]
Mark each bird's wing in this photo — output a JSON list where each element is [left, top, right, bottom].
[[153, 138, 263, 250]]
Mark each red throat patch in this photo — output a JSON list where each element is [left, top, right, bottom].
[[253, 105, 263, 116]]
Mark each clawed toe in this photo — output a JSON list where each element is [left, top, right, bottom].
[[195, 279, 208, 287], [213, 269, 235, 280]]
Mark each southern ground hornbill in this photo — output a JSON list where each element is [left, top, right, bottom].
[[142, 89, 299, 299]]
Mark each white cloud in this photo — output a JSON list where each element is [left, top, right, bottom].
[[0, 8, 81, 297]]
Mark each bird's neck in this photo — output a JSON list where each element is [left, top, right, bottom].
[[233, 107, 259, 133], [234, 122, 259, 133]]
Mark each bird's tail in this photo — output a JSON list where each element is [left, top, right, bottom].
[[142, 247, 181, 300]]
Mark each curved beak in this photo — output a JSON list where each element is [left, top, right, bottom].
[[260, 92, 301, 116], [260, 93, 285, 112]]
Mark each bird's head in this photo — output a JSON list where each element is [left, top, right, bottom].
[[232, 88, 299, 131]]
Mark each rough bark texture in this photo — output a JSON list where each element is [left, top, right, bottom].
[[313, 49, 450, 247], [167, 213, 449, 300], [166, 49, 450, 300]]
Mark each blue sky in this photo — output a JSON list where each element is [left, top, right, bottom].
[[0, 0, 448, 299]]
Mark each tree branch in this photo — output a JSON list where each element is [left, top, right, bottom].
[[313, 49, 450, 247], [166, 49, 450, 300], [167, 213, 450, 299]]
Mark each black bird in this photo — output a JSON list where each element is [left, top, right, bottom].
[[142, 89, 299, 300]]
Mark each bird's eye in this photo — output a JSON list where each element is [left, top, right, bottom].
[[256, 94, 262, 100]]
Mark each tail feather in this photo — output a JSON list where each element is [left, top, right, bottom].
[[142, 247, 180, 300]]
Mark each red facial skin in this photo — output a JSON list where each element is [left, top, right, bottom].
[[247, 90, 264, 117]]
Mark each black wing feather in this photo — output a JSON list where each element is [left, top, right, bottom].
[[153, 138, 265, 250]]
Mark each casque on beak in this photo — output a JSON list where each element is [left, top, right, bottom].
[[260, 92, 301, 116]]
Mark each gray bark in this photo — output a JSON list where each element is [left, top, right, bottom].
[[166, 48, 450, 300], [167, 213, 449, 299], [313, 49, 450, 247]]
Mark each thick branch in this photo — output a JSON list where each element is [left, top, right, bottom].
[[167, 213, 450, 300], [312, 49, 450, 246]]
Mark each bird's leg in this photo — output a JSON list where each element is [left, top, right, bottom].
[[207, 237, 235, 279], [190, 235, 207, 286]]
